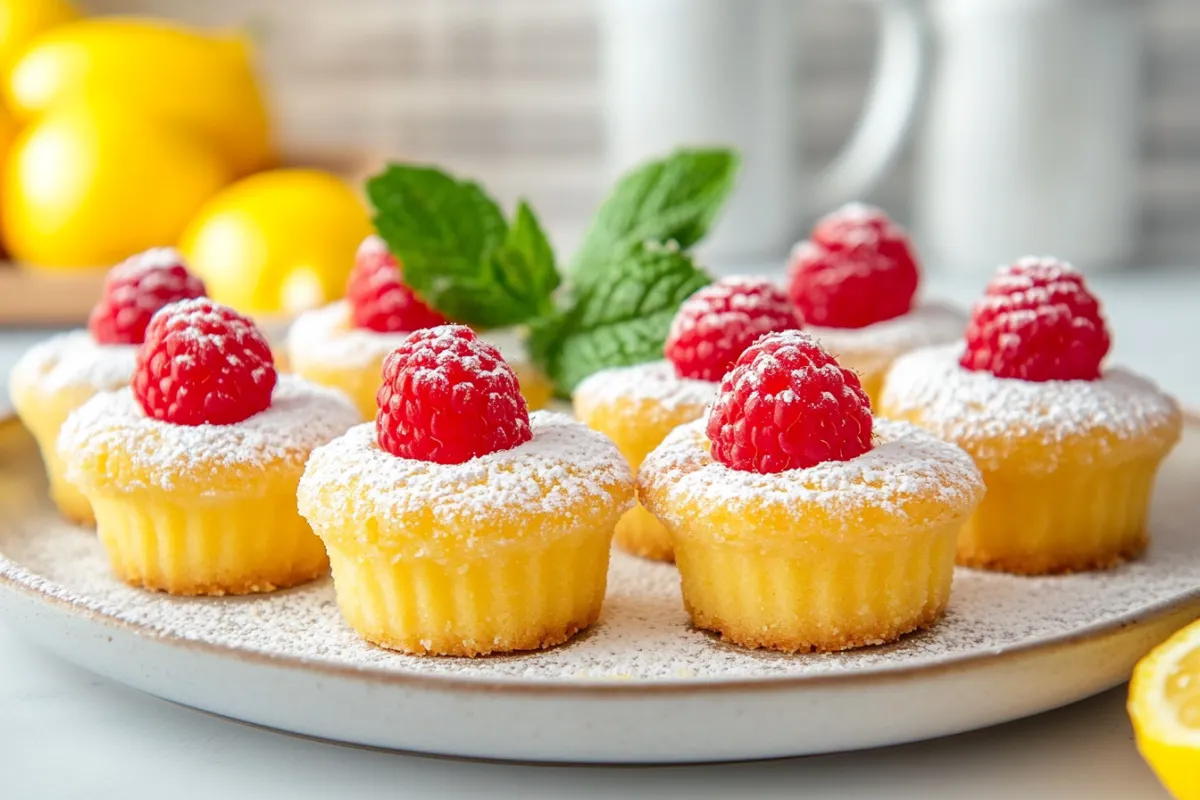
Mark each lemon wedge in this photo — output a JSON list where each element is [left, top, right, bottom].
[[1129, 619, 1200, 800]]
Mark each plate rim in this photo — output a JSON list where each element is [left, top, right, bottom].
[[2, 410, 1198, 699]]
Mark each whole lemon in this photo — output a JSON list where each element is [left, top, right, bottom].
[[0, 0, 77, 74], [180, 169, 373, 316], [8, 17, 271, 174], [2, 100, 232, 267]]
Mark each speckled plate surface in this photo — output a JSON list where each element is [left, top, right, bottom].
[[1, 415, 1199, 764]]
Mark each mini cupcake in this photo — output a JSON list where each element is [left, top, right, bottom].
[[786, 203, 964, 405], [8, 248, 206, 523], [60, 299, 360, 595], [288, 235, 552, 418], [573, 277, 801, 561], [880, 258, 1183, 574], [300, 325, 634, 657], [639, 331, 985, 653]]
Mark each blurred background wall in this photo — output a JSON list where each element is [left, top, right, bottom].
[[86, 0, 1200, 265]]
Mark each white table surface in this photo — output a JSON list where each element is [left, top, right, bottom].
[[2, 266, 1198, 799]]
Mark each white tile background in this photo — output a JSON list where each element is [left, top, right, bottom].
[[85, 0, 1200, 264]]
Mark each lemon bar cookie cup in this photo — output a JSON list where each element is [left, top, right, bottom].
[[639, 417, 984, 653], [288, 300, 553, 417], [573, 361, 715, 562], [809, 302, 964, 406], [9, 332, 137, 523], [880, 344, 1183, 574], [60, 375, 360, 595], [299, 412, 634, 657]]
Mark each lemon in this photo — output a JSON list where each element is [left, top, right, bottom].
[[7, 17, 271, 174], [2, 100, 232, 267], [0, 98, 16, 158], [1129, 619, 1200, 799], [0, 0, 77, 74], [180, 169, 372, 316]]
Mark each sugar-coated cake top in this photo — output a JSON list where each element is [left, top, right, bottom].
[[638, 417, 984, 541], [286, 300, 528, 372], [880, 344, 1183, 471], [807, 301, 966, 371], [573, 360, 716, 416], [59, 374, 361, 496], [298, 411, 635, 558], [286, 299, 411, 371], [9, 330, 137, 398]]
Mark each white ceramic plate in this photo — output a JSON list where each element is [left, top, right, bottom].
[[1, 415, 1198, 764]]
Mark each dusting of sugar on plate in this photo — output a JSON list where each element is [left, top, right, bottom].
[[58, 374, 361, 494], [8, 330, 136, 397], [639, 418, 984, 537], [880, 344, 1184, 470], [809, 302, 966, 375], [2, 423, 1198, 684], [573, 360, 716, 416], [299, 412, 634, 553]]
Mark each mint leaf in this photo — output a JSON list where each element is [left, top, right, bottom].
[[493, 199, 559, 317], [572, 148, 739, 275], [531, 243, 711, 395], [366, 166, 558, 328]]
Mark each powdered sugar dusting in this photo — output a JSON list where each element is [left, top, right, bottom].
[[286, 301, 535, 381], [116, 246, 188, 272], [8, 330, 136, 396], [573, 360, 716, 417], [287, 300, 411, 371], [299, 412, 634, 549], [881, 344, 1183, 470], [58, 375, 361, 494], [810, 302, 966, 374], [640, 418, 985, 536], [357, 234, 388, 258], [3, 422, 1198, 683]]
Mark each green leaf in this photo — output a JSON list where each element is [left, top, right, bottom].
[[366, 166, 558, 328], [531, 242, 711, 395], [571, 148, 739, 276], [493, 199, 559, 318]]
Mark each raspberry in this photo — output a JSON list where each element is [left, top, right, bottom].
[[347, 235, 448, 333], [88, 248, 207, 345], [960, 257, 1110, 382], [375, 324, 531, 464], [133, 299, 277, 426], [664, 277, 802, 382], [707, 330, 872, 474], [786, 203, 919, 329]]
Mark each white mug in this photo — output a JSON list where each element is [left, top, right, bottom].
[[596, 0, 931, 270], [914, 0, 1144, 274]]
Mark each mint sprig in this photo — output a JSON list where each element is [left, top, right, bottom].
[[529, 243, 711, 394], [366, 165, 558, 329], [365, 147, 739, 394], [571, 148, 739, 276]]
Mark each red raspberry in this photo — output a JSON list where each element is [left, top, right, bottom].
[[347, 235, 448, 333], [375, 324, 531, 464], [665, 277, 802, 382], [960, 257, 1110, 382], [88, 248, 207, 345], [133, 299, 277, 426], [786, 203, 919, 329], [707, 330, 872, 474]]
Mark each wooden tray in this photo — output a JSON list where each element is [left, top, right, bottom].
[[0, 147, 382, 327]]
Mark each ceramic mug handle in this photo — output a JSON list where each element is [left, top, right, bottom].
[[810, 0, 931, 212]]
